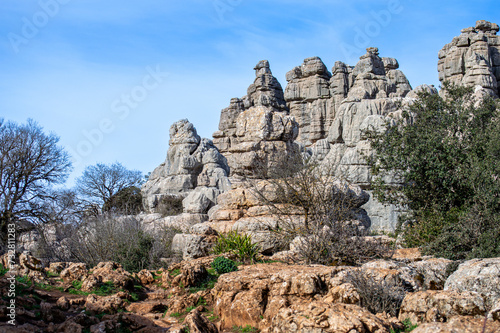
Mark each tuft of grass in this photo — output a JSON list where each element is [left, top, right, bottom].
[[390, 319, 418, 333], [46, 271, 59, 278], [233, 325, 259, 333], [170, 268, 181, 277], [211, 231, 259, 263], [72, 280, 83, 290]]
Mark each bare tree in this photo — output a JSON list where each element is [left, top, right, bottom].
[[0, 119, 71, 248], [248, 153, 393, 265], [75, 162, 143, 208]]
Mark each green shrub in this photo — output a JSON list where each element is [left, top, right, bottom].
[[211, 231, 259, 263], [211, 257, 238, 275], [103, 186, 143, 215], [366, 84, 500, 259], [0, 264, 8, 276], [390, 318, 418, 333]]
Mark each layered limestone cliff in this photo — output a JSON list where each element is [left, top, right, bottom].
[[438, 20, 500, 97], [142, 119, 231, 215], [212, 60, 299, 178], [143, 20, 499, 237]]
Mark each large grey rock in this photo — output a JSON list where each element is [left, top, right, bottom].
[[171, 234, 213, 260], [137, 213, 208, 234], [213, 61, 300, 177], [285, 57, 334, 146], [438, 20, 500, 97], [444, 257, 500, 310], [142, 119, 231, 213]]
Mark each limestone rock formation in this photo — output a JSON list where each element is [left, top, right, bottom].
[[206, 179, 370, 254], [142, 119, 231, 214], [398, 290, 486, 324], [438, 20, 500, 96], [411, 316, 500, 333], [444, 257, 500, 310], [315, 47, 415, 232], [213, 60, 299, 177], [284, 57, 335, 146]]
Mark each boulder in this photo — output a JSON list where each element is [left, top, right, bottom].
[[444, 257, 500, 310], [60, 263, 88, 283], [184, 309, 219, 333], [411, 316, 500, 333], [267, 302, 393, 333], [142, 119, 230, 213], [171, 234, 214, 260], [399, 290, 486, 324], [80, 262, 137, 292]]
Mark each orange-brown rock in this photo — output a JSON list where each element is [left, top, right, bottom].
[[184, 309, 218, 333], [136, 269, 155, 285], [126, 300, 168, 315], [60, 262, 88, 283], [399, 290, 486, 324], [81, 262, 137, 292], [212, 263, 341, 330], [89, 313, 167, 333], [267, 302, 394, 333], [85, 294, 128, 314], [411, 316, 500, 333]]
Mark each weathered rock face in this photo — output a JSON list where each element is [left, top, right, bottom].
[[438, 20, 500, 97], [316, 48, 415, 232], [444, 257, 500, 310], [285, 57, 335, 146], [142, 119, 231, 213], [411, 316, 500, 333], [213, 60, 300, 178], [398, 290, 486, 324], [206, 179, 370, 254]]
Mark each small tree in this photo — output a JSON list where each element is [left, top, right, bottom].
[[0, 119, 71, 248], [103, 186, 143, 215], [75, 162, 143, 209], [366, 84, 500, 259]]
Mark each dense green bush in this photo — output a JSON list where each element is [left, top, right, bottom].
[[103, 186, 143, 215], [211, 231, 259, 263], [211, 256, 238, 275], [366, 84, 500, 259]]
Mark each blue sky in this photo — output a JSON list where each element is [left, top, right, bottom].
[[1, 0, 499, 186]]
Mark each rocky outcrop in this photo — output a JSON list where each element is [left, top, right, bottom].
[[398, 290, 486, 324], [411, 316, 500, 333], [213, 60, 299, 178], [142, 119, 231, 214], [316, 47, 415, 232], [438, 20, 500, 97], [444, 257, 500, 310], [268, 302, 394, 333], [206, 179, 370, 254], [285, 57, 335, 146]]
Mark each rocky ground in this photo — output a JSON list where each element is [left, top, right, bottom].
[[1, 250, 500, 333]]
